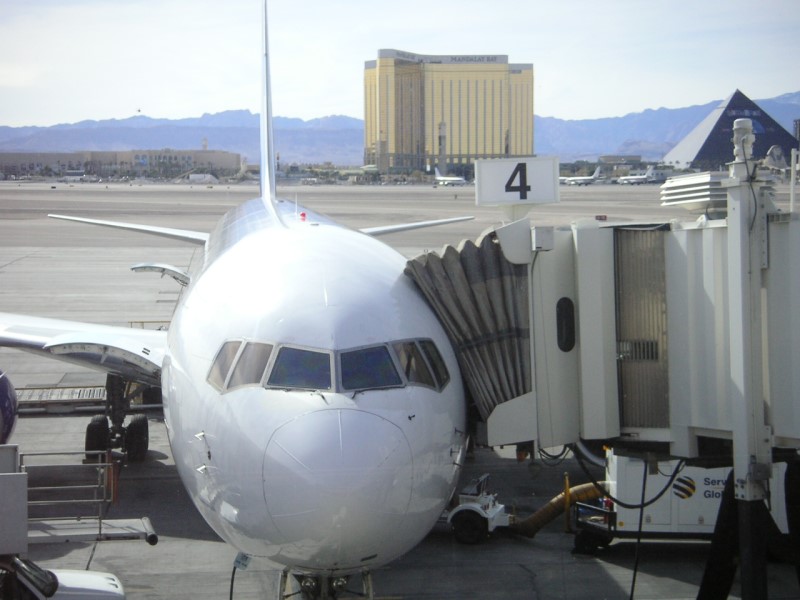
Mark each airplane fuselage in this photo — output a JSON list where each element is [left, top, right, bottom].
[[161, 199, 467, 575]]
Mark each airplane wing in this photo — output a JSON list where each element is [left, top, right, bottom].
[[0, 215, 194, 389], [0, 313, 166, 387], [51, 210, 471, 241], [49, 214, 209, 245], [361, 216, 473, 237]]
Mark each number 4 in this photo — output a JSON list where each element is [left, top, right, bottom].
[[504, 162, 531, 200]]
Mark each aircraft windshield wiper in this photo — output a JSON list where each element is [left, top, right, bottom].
[[350, 384, 404, 399]]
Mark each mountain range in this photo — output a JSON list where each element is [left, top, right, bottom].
[[0, 92, 797, 166]]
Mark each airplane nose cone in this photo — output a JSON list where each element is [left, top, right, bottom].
[[262, 409, 413, 564]]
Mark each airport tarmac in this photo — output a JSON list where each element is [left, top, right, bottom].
[[2, 180, 799, 599]]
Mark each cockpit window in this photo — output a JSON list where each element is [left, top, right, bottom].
[[227, 342, 273, 390], [419, 339, 450, 389], [340, 345, 402, 391], [267, 346, 332, 390], [208, 340, 241, 391], [392, 341, 436, 389], [209, 337, 450, 395]]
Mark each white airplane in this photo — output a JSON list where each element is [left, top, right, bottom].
[[0, 2, 472, 598], [617, 165, 655, 185], [562, 166, 602, 186], [434, 166, 468, 186]]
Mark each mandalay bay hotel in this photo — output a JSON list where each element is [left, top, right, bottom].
[[364, 49, 533, 176]]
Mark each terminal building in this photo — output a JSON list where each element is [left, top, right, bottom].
[[0, 149, 242, 180], [364, 49, 533, 176]]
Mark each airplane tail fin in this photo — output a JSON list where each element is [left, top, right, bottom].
[[259, 0, 283, 225], [434, 167, 442, 178], [592, 167, 601, 178]]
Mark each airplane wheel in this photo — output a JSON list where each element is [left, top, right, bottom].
[[452, 511, 488, 545], [85, 415, 109, 461], [125, 414, 149, 462]]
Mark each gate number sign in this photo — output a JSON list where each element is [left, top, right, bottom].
[[475, 157, 559, 206]]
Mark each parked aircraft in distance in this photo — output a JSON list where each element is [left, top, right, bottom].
[[561, 166, 602, 185], [0, 1, 473, 598], [618, 165, 655, 185], [434, 166, 468, 186]]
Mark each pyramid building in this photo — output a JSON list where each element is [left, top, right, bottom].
[[662, 89, 798, 170]]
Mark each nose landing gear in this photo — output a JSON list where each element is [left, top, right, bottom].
[[84, 373, 158, 462], [278, 571, 374, 600]]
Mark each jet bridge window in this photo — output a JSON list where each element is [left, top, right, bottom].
[[227, 342, 273, 390], [267, 347, 332, 391], [208, 340, 242, 391], [340, 345, 402, 391]]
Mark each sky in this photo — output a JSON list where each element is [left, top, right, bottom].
[[1, 0, 798, 127]]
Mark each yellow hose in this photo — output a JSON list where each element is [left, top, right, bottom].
[[511, 482, 606, 538]]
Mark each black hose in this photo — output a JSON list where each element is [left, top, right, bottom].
[[629, 460, 648, 600], [573, 445, 685, 510]]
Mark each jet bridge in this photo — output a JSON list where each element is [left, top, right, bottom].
[[406, 123, 800, 596], [405, 122, 800, 460]]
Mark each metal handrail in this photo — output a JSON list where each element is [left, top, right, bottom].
[[20, 450, 119, 535]]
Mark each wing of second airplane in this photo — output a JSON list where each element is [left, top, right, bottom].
[[0, 313, 166, 387]]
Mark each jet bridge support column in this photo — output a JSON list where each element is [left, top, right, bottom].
[[725, 118, 772, 599]]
